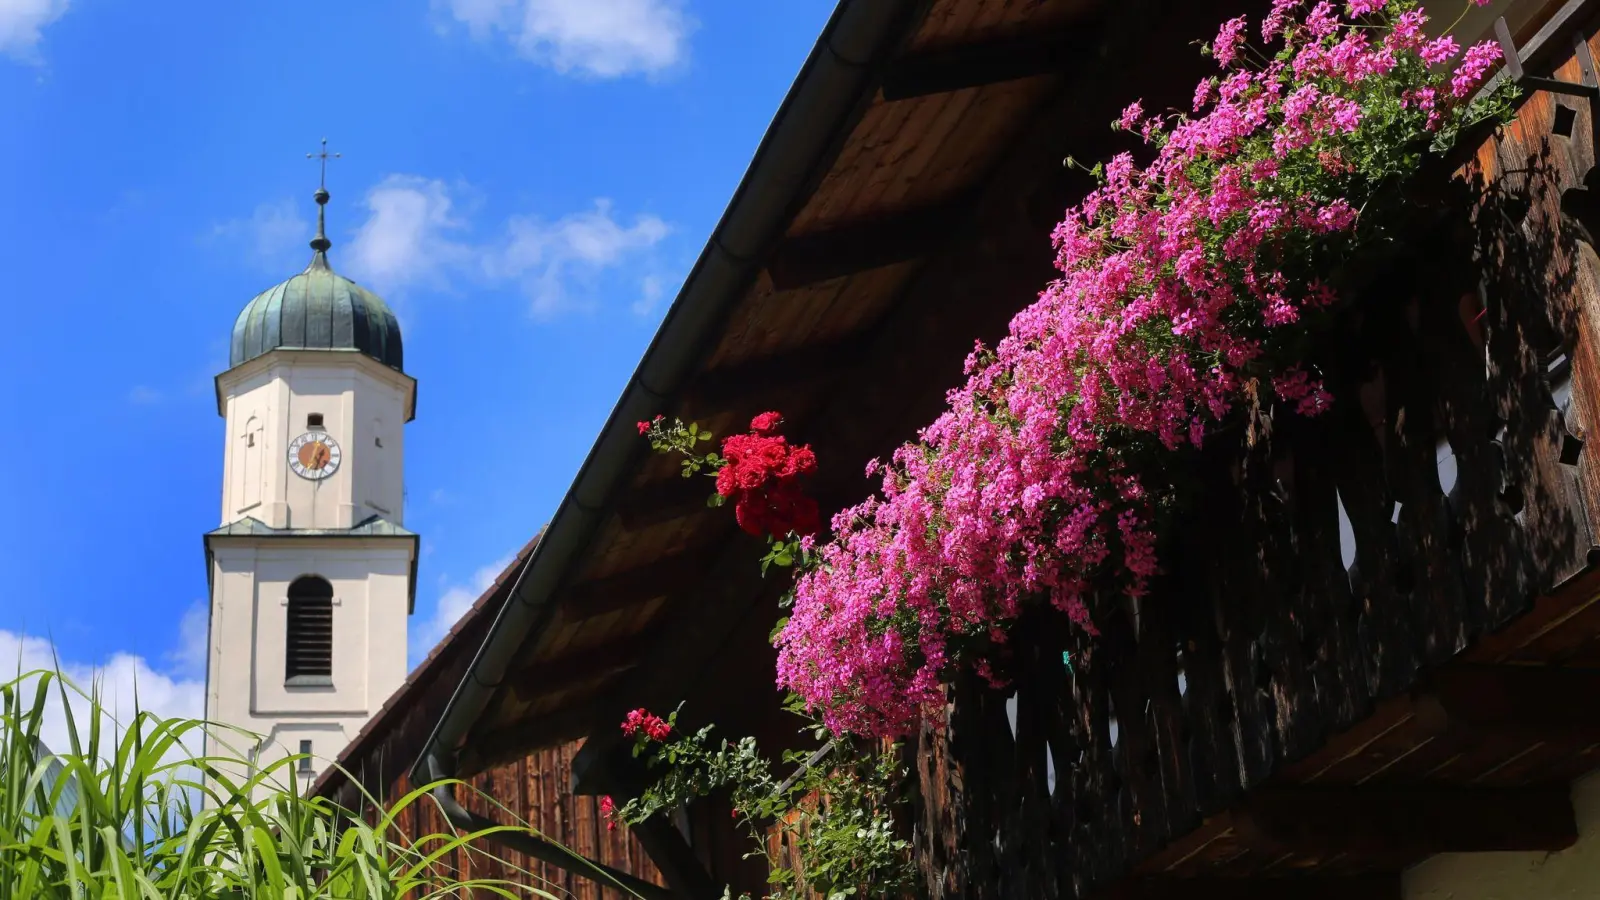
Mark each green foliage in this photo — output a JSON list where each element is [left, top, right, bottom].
[[616, 707, 912, 900], [0, 669, 564, 900], [641, 417, 719, 478], [760, 534, 810, 579]]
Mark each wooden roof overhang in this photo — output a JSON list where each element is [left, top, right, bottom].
[[413, 0, 1264, 792], [409, 0, 1600, 896]]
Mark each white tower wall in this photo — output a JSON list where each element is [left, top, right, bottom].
[[205, 348, 416, 801], [216, 350, 412, 530]]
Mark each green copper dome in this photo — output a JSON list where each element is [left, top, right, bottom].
[[228, 188, 404, 373]]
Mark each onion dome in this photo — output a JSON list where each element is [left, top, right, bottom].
[[228, 185, 404, 372]]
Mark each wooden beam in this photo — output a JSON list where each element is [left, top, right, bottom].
[[1236, 787, 1576, 857], [766, 200, 968, 291], [605, 761, 724, 900], [461, 703, 598, 774], [615, 476, 720, 530], [685, 334, 870, 409], [880, 23, 1108, 101], [617, 471, 866, 538], [510, 636, 651, 703], [558, 549, 721, 621], [1109, 875, 1400, 900], [1414, 664, 1600, 742]]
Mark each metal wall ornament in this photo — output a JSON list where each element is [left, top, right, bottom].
[[288, 431, 342, 480]]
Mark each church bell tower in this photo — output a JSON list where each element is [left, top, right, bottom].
[[203, 146, 417, 798]]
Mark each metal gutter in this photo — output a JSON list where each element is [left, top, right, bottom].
[[407, 0, 924, 893]]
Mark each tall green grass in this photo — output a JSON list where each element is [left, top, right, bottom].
[[0, 668, 560, 899]]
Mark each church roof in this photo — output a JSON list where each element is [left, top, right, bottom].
[[228, 187, 404, 373], [204, 514, 419, 611], [204, 514, 418, 539]]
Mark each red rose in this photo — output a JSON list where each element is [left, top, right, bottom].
[[750, 412, 784, 435], [734, 495, 770, 536], [781, 446, 817, 478], [715, 465, 740, 498]]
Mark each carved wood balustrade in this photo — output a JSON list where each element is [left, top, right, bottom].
[[912, 11, 1600, 899]]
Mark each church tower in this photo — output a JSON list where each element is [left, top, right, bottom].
[[203, 154, 417, 799]]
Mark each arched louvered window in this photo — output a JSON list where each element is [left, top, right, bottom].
[[286, 576, 334, 684]]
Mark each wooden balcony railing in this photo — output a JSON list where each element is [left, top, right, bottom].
[[912, 14, 1600, 900]]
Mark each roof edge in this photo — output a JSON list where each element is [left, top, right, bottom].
[[310, 532, 543, 800], [214, 347, 418, 422], [410, 0, 928, 785]]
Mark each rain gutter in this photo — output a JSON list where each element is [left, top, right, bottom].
[[409, 0, 924, 893]]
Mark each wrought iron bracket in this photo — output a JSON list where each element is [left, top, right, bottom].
[[1496, 16, 1600, 100]]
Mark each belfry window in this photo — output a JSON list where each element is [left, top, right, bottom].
[[285, 576, 333, 685], [306, 413, 325, 430]]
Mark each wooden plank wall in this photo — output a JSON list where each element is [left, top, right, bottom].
[[360, 742, 665, 900], [911, 17, 1600, 900]]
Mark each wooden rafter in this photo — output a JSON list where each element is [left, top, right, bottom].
[[765, 199, 969, 290], [1111, 875, 1401, 900], [510, 636, 652, 702], [1413, 664, 1600, 742], [614, 477, 719, 530], [684, 334, 870, 409], [609, 764, 723, 900], [558, 550, 721, 621], [880, 22, 1109, 101], [461, 703, 598, 775], [616, 474, 863, 536], [1235, 786, 1577, 857]]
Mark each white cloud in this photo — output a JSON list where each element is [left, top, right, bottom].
[[166, 601, 209, 680], [490, 199, 671, 317], [441, 0, 692, 77], [0, 0, 68, 62], [127, 385, 163, 405], [211, 199, 311, 272], [339, 178, 670, 317], [0, 630, 206, 767], [345, 175, 473, 294], [408, 554, 514, 668], [633, 273, 668, 318]]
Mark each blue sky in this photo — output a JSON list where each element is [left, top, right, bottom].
[[0, 0, 833, 726]]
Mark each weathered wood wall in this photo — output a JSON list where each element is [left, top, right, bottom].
[[348, 742, 663, 900], [912, 15, 1600, 900], [313, 535, 665, 899]]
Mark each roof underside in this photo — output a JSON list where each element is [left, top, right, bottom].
[[448, 0, 1578, 776], [451, 0, 1245, 774]]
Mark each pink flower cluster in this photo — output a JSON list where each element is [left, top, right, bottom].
[[774, 0, 1505, 737], [622, 707, 672, 742]]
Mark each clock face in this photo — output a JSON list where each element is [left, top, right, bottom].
[[288, 432, 342, 480]]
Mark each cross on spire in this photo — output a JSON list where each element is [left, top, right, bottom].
[[307, 137, 340, 191], [305, 138, 340, 259]]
